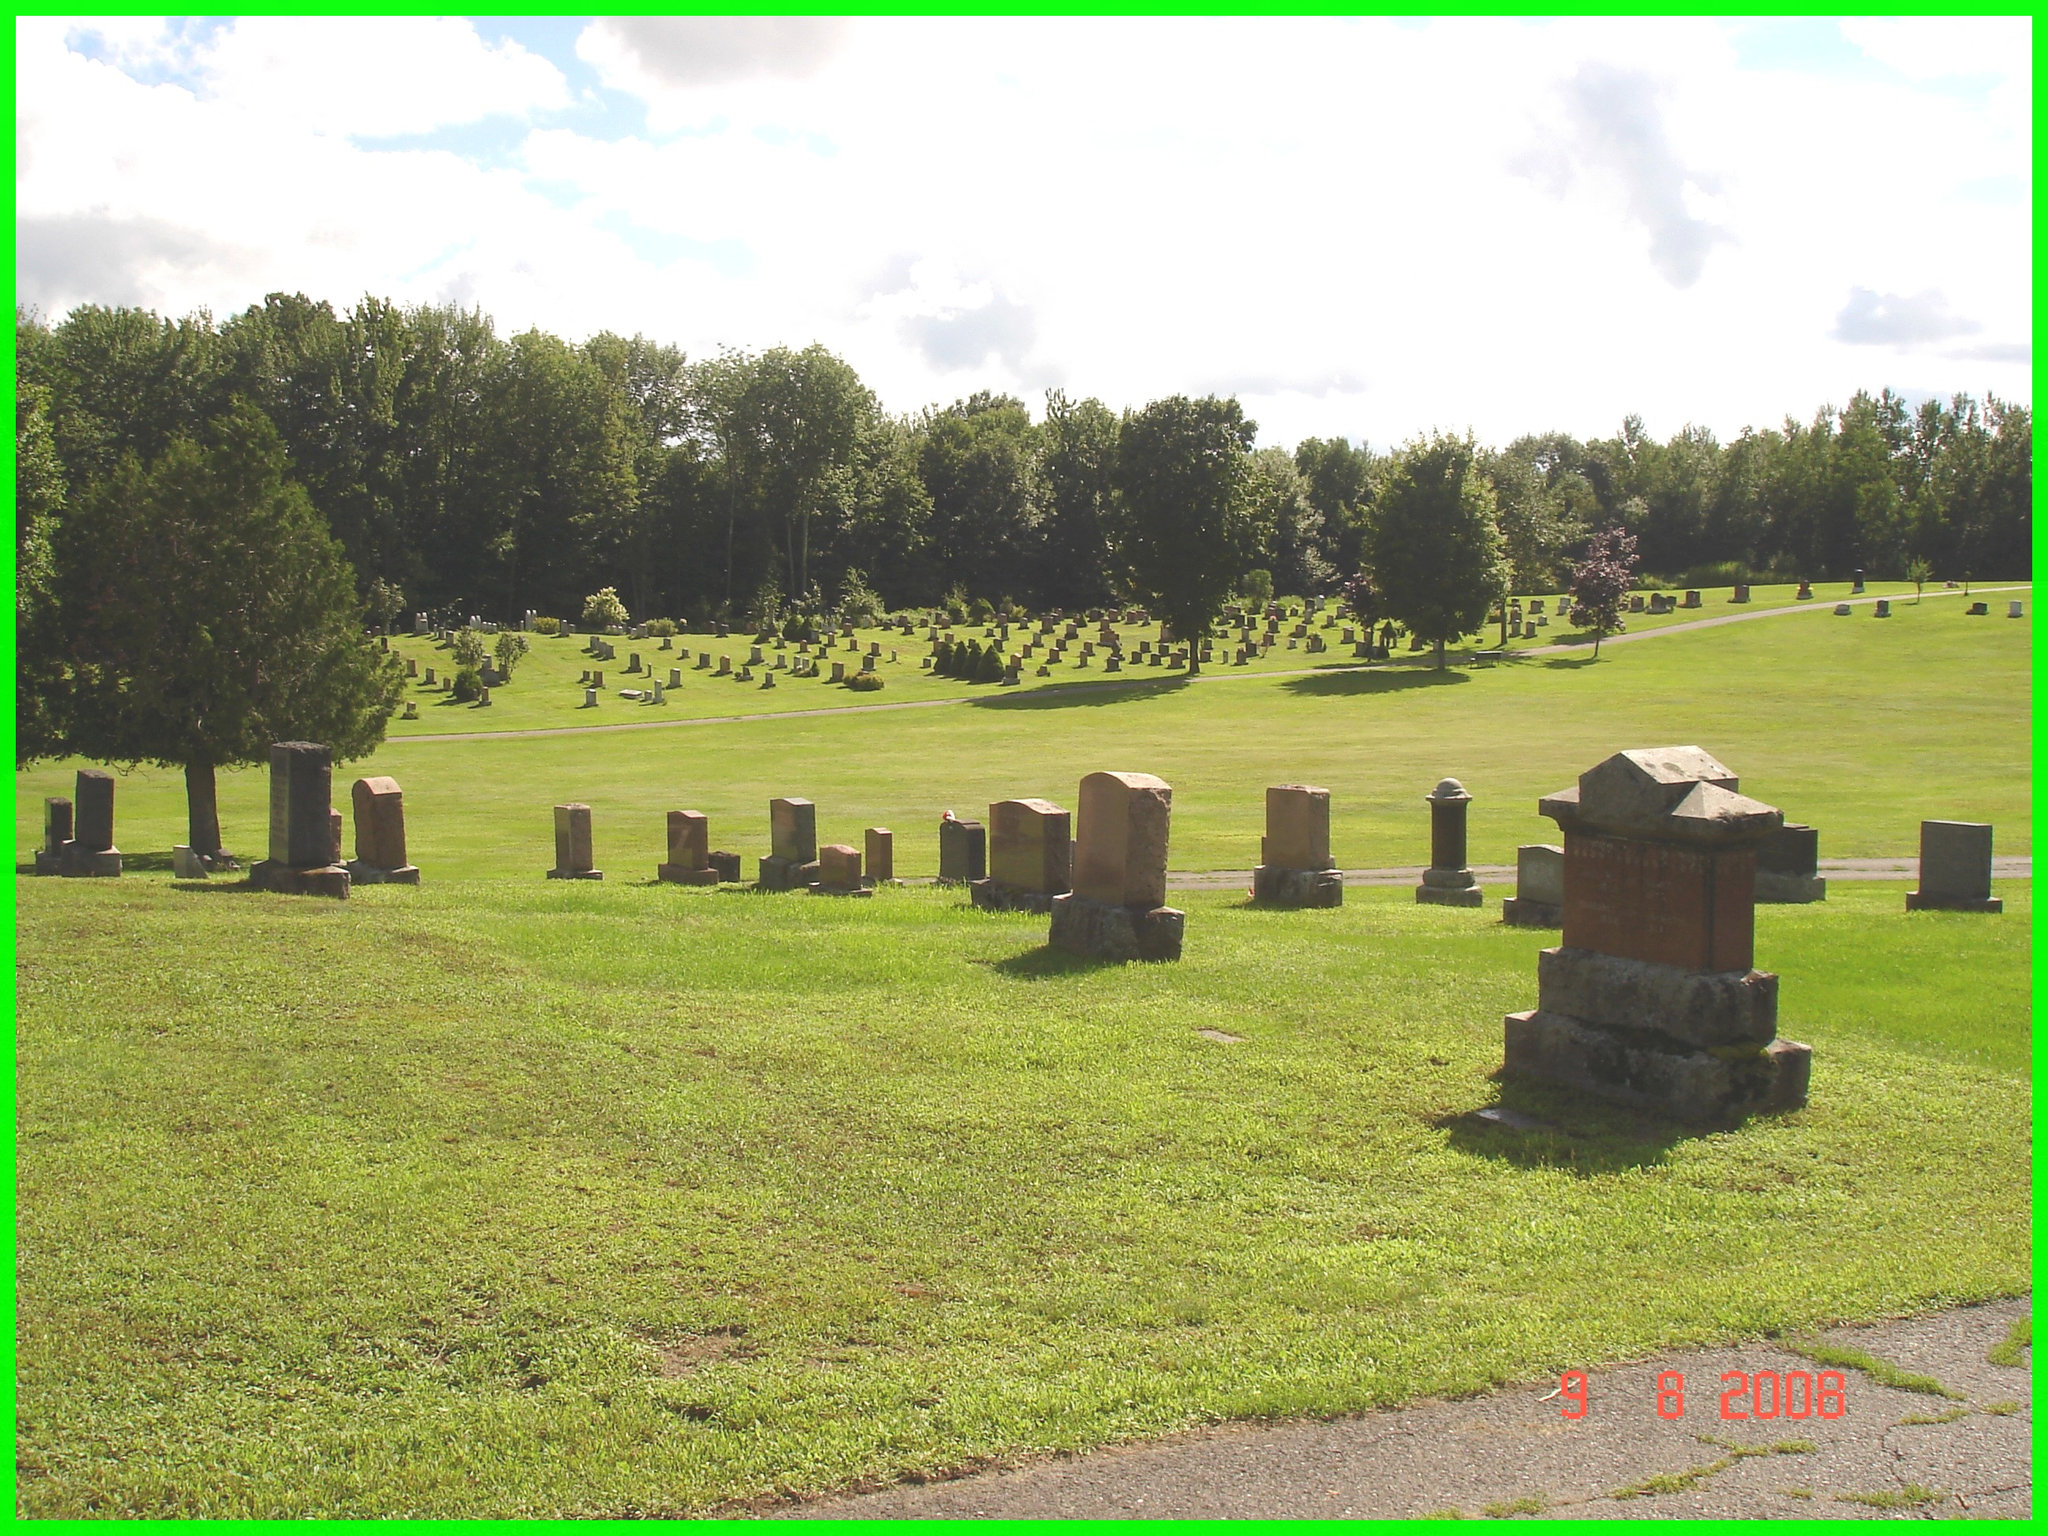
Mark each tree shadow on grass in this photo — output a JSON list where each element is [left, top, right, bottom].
[[1279, 667, 1471, 699], [970, 677, 1195, 712], [1541, 655, 1601, 670], [985, 945, 1128, 978]]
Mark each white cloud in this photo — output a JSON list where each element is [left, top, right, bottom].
[[578, 17, 850, 91]]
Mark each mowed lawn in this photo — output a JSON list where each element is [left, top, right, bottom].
[[13, 876, 2030, 1517], [16, 586, 2030, 880]]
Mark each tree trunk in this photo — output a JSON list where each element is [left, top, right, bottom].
[[186, 759, 225, 857]]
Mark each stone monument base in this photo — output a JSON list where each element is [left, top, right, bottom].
[[1251, 864, 1344, 907], [1755, 871, 1826, 904], [657, 863, 721, 885], [1048, 891, 1184, 962], [1505, 1009, 1810, 1122], [707, 850, 741, 882], [1905, 890, 2002, 913], [545, 866, 603, 881], [1500, 896, 1562, 927], [1416, 869, 1482, 907], [969, 878, 1062, 914], [809, 881, 874, 898], [56, 846, 123, 878], [347, 860, 422, 886], [249, 859, 351, 898], [32, 848, 62, 875], [758, 855, 819, 891]]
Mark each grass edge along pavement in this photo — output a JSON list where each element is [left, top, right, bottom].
[[12, 878, 2029, 1517]]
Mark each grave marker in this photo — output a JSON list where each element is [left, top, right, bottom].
[[1906, 820, 2000, 912], [865, 827, 894, 883], [1500, 843, 1564, 927], [759, 797, 820, 890], [811, 843, 872, 896], [34, 796, 72, 875], [657, 809, 719, 885], [1251, 784, 1342, 907], [1049, 771, 1183, 960], [1415, 778, 1482, 906], [546, 803, 603, 879], [937, 815, 987, 884], [1754, 822, 1824, 903], [972, 798, 1072, 912], [347, 776, 420, 884], [248, 743, 349, 896]]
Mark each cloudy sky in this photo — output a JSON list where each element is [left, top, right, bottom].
[[16, 15, 2032, 449]]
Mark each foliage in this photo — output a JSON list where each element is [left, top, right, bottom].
[[51, 399, 402, 853], [1568, 527, 1640, 657], [367, 576, 406, 635], [941, 585, 969, 624], [580, 586, 629, 631], [843, 671, 884, 692], [1341, 571, 1380, 635], [16, 378, 68, 765], [1369, 433, 1510, 668], [642, 618, 677, 638], [1112, 394, 1260, 674], [450, 665, 483, 702], [835, 567, 883, 629], [530, 616, 561, 637], [1240, 568, 1274, 606], [492, 631, 529, 678], [450, 629, 487, 668], [975, 643, 1005, 683], [1245, 446, 1335, 596]]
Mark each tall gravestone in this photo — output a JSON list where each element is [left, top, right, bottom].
[[34, 796, 72, 875], [1048, 771, 1183, 961], [1906, 821, 2000, 913], [865, 827, 895, 884], [547, 803, 603, 879], [658, 810, 719, 885], [1415, 778, 1482, 906], [1500, 843, 1563, 927], [1502, 747, 1810, 1121], [1754, 822, 1824, 904], [972, 798, 1072, 912], [346, 776, 420, 884], [937, 816, 987, 885], [249, 743, 350, 897], [56, 770, 123, 877], [759, 797, 819, 890], [1251, 784, 1342, 907]]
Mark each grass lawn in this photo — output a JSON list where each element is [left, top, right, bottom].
[[13, 876, 2029, 1517], [17, 583, 2030, 879]]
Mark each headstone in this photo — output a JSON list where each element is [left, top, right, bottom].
[[1851, 571, 1865, 594], [1968, 602, 1989, 615], [657, 809, 719, 885], [830, 661, 846, 683], [651, 682, 664, 703], [627, 653, 641, 673], [1832, 603, 1852, 616], [1731, 584, 1751, 603], [1500, 843, 1564, 927], [33, 796, 72, 875], [1681, 590, 1701, 609], [1873, 599, 1891, 617], [2008, 600, 2024, 619], [478, 687, 491, 706], [346, 776, 420, 884], [425, 666, 437, 685], [1503, 746, 1810, 1121], [248, 743, 349, 897], [328, 807, 345, 864], [1755, 822, 1824, 904], [406, 657, 418, 677], [706, 849, 741, 882], [1906, 821, 2000, 913], [1796, 581, 1812, 600], [584, 688, 598, 707], [1252, 784, 1342, 907], [718, 656, 731, 675], [402, 700, 418, 720], [546, 803, 603, 879], [972, 798, 1073, 912], [591, 670, 604, 688], [1415, 778, 1482, 907], [811, 843, 871, 896], [1628, 595, 1645, 612], [172, 845, 210, 879], [759, 797, 820, 891], [937, 816, 988, 884], [1050, 772, 1183, 960], [865, 827, 894, 884], [697, 652, 712, 669]]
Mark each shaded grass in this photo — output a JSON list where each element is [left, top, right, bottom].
[[13, 877, 2028, 1517], [16, 588, 2030, 881]]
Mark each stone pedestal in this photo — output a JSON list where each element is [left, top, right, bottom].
[[1754, 822, 1824, 904], [758, 855, 819, 892], [1415, 778, 1480, 906], [1501, 843, 1564, 927], [345, 775, 421, 885], [546, 802, 602, 879], [658, 809, 719, 885], [811, 843, 872, 897], [1503, 746, 1810, 1122], [1252, 784, 1342, 907], [937, 817, 987, 885], [707, 850, 741, 883], [1048, 892, 1185, 961], [1906, 820, 2000, 912], [249, 743, 348, 896], [974, 798, 1071, 912]]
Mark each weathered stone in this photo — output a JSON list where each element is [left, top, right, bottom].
[[1755, 822, 1824, 903], [2008, 600, 2024, 619], [706, 849, 741, 882], [1250, 864, 1343, 907], [770, 798, 818, 864], [812, 842, 870, 895], [171, 845, 210, 879], [988, 798, 1072, 895], [1907, 820, 2000, 912], [938, 817, 987, 883], [1262, 784, 1332, 870], [1681, 590, 1702, 608], [865, 827, 894, 883], [1732, 584, 1751, 603], [1536, 946, 1777, 1048], [345, 775, 420, 884], [1048, 891, 1185, 961], [546, 803, 602, 879], [1501, 843, 1564, 926], [1504, 1009, 1809, 1122], [658, 809, 718, 885], [34, 796, 74, 874], [1073, 771, 1171, 908]]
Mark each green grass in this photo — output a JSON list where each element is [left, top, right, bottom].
[[1986, 1315, 2030, 1366], [14, 875, 2029, 1517], [1834, 1484, 1945, 1509], [1609, 1437, 1814, 1499], [16, 583, 2030, 881], [1784, 1340, 1965, 1399]]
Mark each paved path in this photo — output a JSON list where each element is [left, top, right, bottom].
[[1165, 857, 2033, 891], [393, 584, 2030, 745], [778, 1297, 2030, 1521]]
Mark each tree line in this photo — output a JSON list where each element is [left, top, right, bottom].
[[18, 294, 2031, 642]]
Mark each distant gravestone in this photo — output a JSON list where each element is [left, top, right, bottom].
[[759, 797, 819, 890], [1796, 581, 1813, 600], [1969, 602, 1989, 615], [1731, 584, 1751, 603], [1873, 599, 1891, 617], [2008, 600, 2025, 619], [1500, 843, 1563, 927], [546, 803, 603, 880], [249, 743, 349, 897], [938, 816, 987, 885], [1906, 820, 2000, 913], [1754, 822, 1824, 904], [1503, 746, 1809, 1121], [811, 843, 871, 896], [972, 798, 1072, 912], [1833, 603, 1853, 616], [1050, 771, 1182, 960], [1415, 778, 1482, 907], [347, 776, 420, 885], [1252, 784, 1342, 907], [658, 809, 719, 885], [1851, 571, 1866, 594], [1681, 590, 1702, 609]]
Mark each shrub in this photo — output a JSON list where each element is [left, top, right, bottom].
[[975, 644, 1005, 683], [968, 596, 994, 623], [451, 665, 483, 702], [530, 616, 562, 636], [450, 629, 486, 668], [581, 586, 629, 631], [941, 585, 969, 624], [837, 567, 883, 629], [1241, 568, 1274, 606], [493, 631, 529, 678], [844, 671, 884, 692], [644, 618, 677, 637]]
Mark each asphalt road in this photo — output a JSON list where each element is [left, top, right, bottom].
[[777, 1297, 2031, 1520]]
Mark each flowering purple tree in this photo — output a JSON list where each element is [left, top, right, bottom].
[[1569, 527, 1639, 658]]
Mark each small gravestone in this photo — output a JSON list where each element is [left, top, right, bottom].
[[1628, 595, 1645, 612], [424, 666, 437, 685], [1252, 784, 1342, 907], [1755, 822, 1824, 903], [658, 810, 719, 885], [1907, 820, 2000, 913], [1501, 843, 1563, 926], [811, 843, 871, 897], [759, 797, 819, 891], [591, 670, 604, 688], [406, 657, 418, 677], [706, 849, 742, 882], [327, 807, 344, 864], [248, 743, 349, 897], [1851, 571, 1866, 593], [937, 815, 987, 885], [1796, 581, 1813, 600], [972, 798, 1072, 912], [1681, 590, 1701, 609], [1833, 603, 1852, 615], [34, 796, 73, 875], [1731, 584, 1750, 603], [402, 700, 419, 720], [582, 687, 598, 707], [668, 667, 683, 687], [865, 827, 894, 884], [172, 845, 210, 879], [718, 656, 732, 675], [546, 803, 603, 880], [1873, 599, 1891, 617], [651, 682, 665, 703], [2008, 600, 2025, 619], [1049, 771, 1183, 960], [627, 653, 641, 674], [347, 776, 420, 884], [1503, 746, 1809, 1121], [1415, 778, 1481, 907], [1969, 601, 1989, 615]]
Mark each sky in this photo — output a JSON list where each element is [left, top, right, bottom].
[[15, 14, 2033, 451]]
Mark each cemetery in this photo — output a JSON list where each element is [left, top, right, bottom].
[[13, 580, 2031, 1517]]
